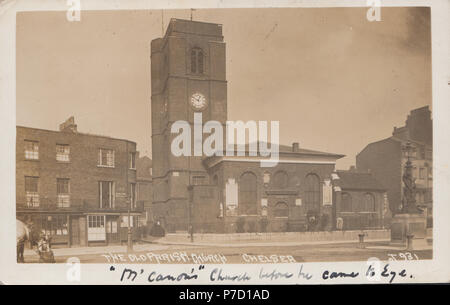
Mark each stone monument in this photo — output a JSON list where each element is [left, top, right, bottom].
[[390, 142, 427, 248]]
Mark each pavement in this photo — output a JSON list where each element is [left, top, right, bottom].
[[23, 236, 432, 259], [23, 242, 190, 257], [366, 240, 432, 251], [143, 236, 432, 251], [140, 236, 393, 248]]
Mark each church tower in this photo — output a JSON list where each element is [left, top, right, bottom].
[[151, 19, 227, 231]]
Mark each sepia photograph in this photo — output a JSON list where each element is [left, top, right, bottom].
[[1, 0, 449, 287]]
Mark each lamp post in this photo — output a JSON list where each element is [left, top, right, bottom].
[[188, 185, 194, 243], [127, 197, 133, 252]]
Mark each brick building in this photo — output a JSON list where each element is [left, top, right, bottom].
[[16, 117, 144, 247], [332, 170, 387, 230], [356, 106, 433, 227], [150, 19, 346, 233]]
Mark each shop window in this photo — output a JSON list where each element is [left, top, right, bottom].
[[87, 215, 105, 241], [121, 215, 138, 228], [41, 215, 68, 236]]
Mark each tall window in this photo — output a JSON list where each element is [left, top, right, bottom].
[[239, 172, 257, 215], [341, 192, 352, 212], [129, 152, 136, 169], [273, 171, 288, 188], [98, 149, 114, 167], [190, 48, 204, 74], [57, 178, 70, 208], [130, 183, 137, 209], [25, 176, 39, 207], [364, 193, 376, 212], [56, 144, 70, 162], [274, 202, 289, 217], [99, 181, 115, 208], [24, 140, 39, 160], [304, 174, 320, 211]]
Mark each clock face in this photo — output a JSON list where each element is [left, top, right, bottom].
[[190, 93, 207, 110]]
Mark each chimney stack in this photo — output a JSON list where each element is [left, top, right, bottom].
[[59, 116, 77, 133], [292, 142, 299, 152]]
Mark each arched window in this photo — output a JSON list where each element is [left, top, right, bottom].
[[190, 48, 204, 74], [239, 172, 257, 215], [197, 50, 204, 73], [304, 174, 320, 211], [273, 171, 288, 188], [364, 193, 376, 212], [274, 202, 289, 217], [190, 49, 197, 73], [341, 192, 352, 212]]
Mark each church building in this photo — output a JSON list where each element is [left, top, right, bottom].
[[150, 19, 347, 233]]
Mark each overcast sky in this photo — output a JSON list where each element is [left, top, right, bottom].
[[16, 7, 431, 169]]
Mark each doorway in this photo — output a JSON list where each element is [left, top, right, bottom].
[[106, 216, 119, 244]]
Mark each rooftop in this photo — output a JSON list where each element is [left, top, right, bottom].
[[152, 18, 224, 50], [206, 142, 344, 158], [334, 170, 386, 191], [17, 116, 137, 145]]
